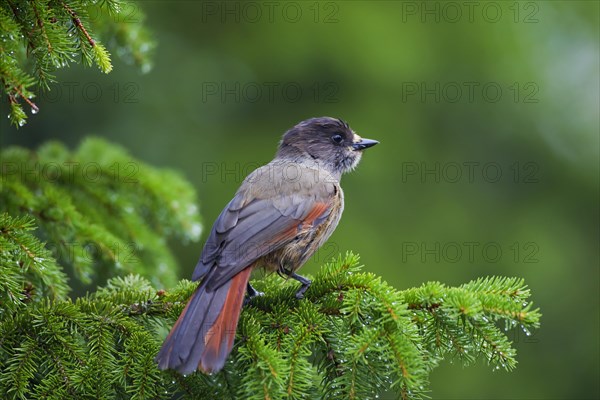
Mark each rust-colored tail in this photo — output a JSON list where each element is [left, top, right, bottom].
[[155, 267, 252, 374]]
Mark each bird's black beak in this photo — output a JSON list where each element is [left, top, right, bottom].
[[352, 138, 379, 151]]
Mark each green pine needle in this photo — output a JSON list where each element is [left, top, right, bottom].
[[92, 42, 113, 73]]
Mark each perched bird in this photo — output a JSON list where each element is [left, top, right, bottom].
[[156, 117, 378, 374]]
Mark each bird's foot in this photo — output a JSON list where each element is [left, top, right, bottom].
[[288, 271, 312, 299], [294, 284, 310, 299], [244, 282, 264, 306]]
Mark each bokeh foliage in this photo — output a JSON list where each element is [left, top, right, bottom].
[[0, 139, 201, 293]]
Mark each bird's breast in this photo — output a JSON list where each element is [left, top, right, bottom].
[[260, 184, 344, 272]]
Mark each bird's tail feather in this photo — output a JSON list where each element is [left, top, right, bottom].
[[155, 267, 252, 374]]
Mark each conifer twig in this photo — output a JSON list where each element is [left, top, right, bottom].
[[30, 0, 53, 54], [61, 2, 95, 47]]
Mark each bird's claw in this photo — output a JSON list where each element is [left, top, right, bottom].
[[244, 283, 264, 306], [295, 286, 309, 299]]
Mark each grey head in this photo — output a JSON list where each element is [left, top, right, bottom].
[[276, 117, 378, 177]]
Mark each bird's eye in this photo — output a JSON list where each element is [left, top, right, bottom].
[[331, 134, 344, 144]]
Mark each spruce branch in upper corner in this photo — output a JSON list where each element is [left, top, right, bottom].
[[0, 0, 154, 128]]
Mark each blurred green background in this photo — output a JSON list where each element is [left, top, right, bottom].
[[1, 1, 598, 398]]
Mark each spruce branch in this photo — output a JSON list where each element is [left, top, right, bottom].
[[0, 250, 541, 399], [0, 0, 154, 127], [0, 138, 201, 292], [62, 2, 95, 47], [0, 213, 69, 311]]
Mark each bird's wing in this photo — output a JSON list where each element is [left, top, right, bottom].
[[192, 165, 338, 291]]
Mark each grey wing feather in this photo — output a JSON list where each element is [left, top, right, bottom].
[[204, 202, 303, 291], [191, 172, 337, 288], [191, 194, 246, 281], [191, 193, 288, 282]]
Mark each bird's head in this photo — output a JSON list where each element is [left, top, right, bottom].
[[276, 117, 378, 176]]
